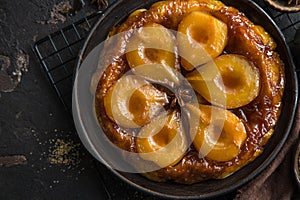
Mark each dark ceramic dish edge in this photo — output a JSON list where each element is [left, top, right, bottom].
[[294, 138, 300, 188], [74, 0, 298, 198]]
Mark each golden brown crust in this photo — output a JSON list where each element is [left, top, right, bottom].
[[95, 0, 284, 184]]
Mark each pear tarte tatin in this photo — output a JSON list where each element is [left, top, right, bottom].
[[95, 0, 284, 184]]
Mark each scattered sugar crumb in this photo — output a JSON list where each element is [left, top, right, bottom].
[[48, 138, 81, 166]]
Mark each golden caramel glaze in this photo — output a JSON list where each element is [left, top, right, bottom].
[[95, 0, 284, 184]]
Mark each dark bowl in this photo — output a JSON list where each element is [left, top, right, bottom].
[[73, 0, 298, 198]]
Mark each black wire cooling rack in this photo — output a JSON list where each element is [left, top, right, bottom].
[[34, 11, 102, 111]]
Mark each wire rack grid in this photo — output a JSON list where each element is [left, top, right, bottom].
[[34, 11, 102, 111]]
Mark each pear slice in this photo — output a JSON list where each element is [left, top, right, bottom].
[[187, 103, 247, 162], [104, 75, 168, 128], [136, 110, 188, 168], [126, 23, 178, 69], [177, 11, 228, 71], [186, 54, 260, 109]]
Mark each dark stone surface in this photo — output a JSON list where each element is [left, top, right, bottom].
[[0, 0, 299, 199]]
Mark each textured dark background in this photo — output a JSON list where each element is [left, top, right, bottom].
[[0, 0, 299, 199]]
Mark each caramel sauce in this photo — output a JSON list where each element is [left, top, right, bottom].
[[95, 0, 284, 184]]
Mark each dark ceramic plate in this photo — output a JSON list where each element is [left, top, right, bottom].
[[74, 0, 298, 198]]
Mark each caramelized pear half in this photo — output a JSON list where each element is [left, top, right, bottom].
[[177, 11, 228, 71], [126, 23, 177, 69], [187, 104, 247, 162], [186, 54, 260, 109], [136, 110, 188, 167], [104, 75, 168, 128]]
